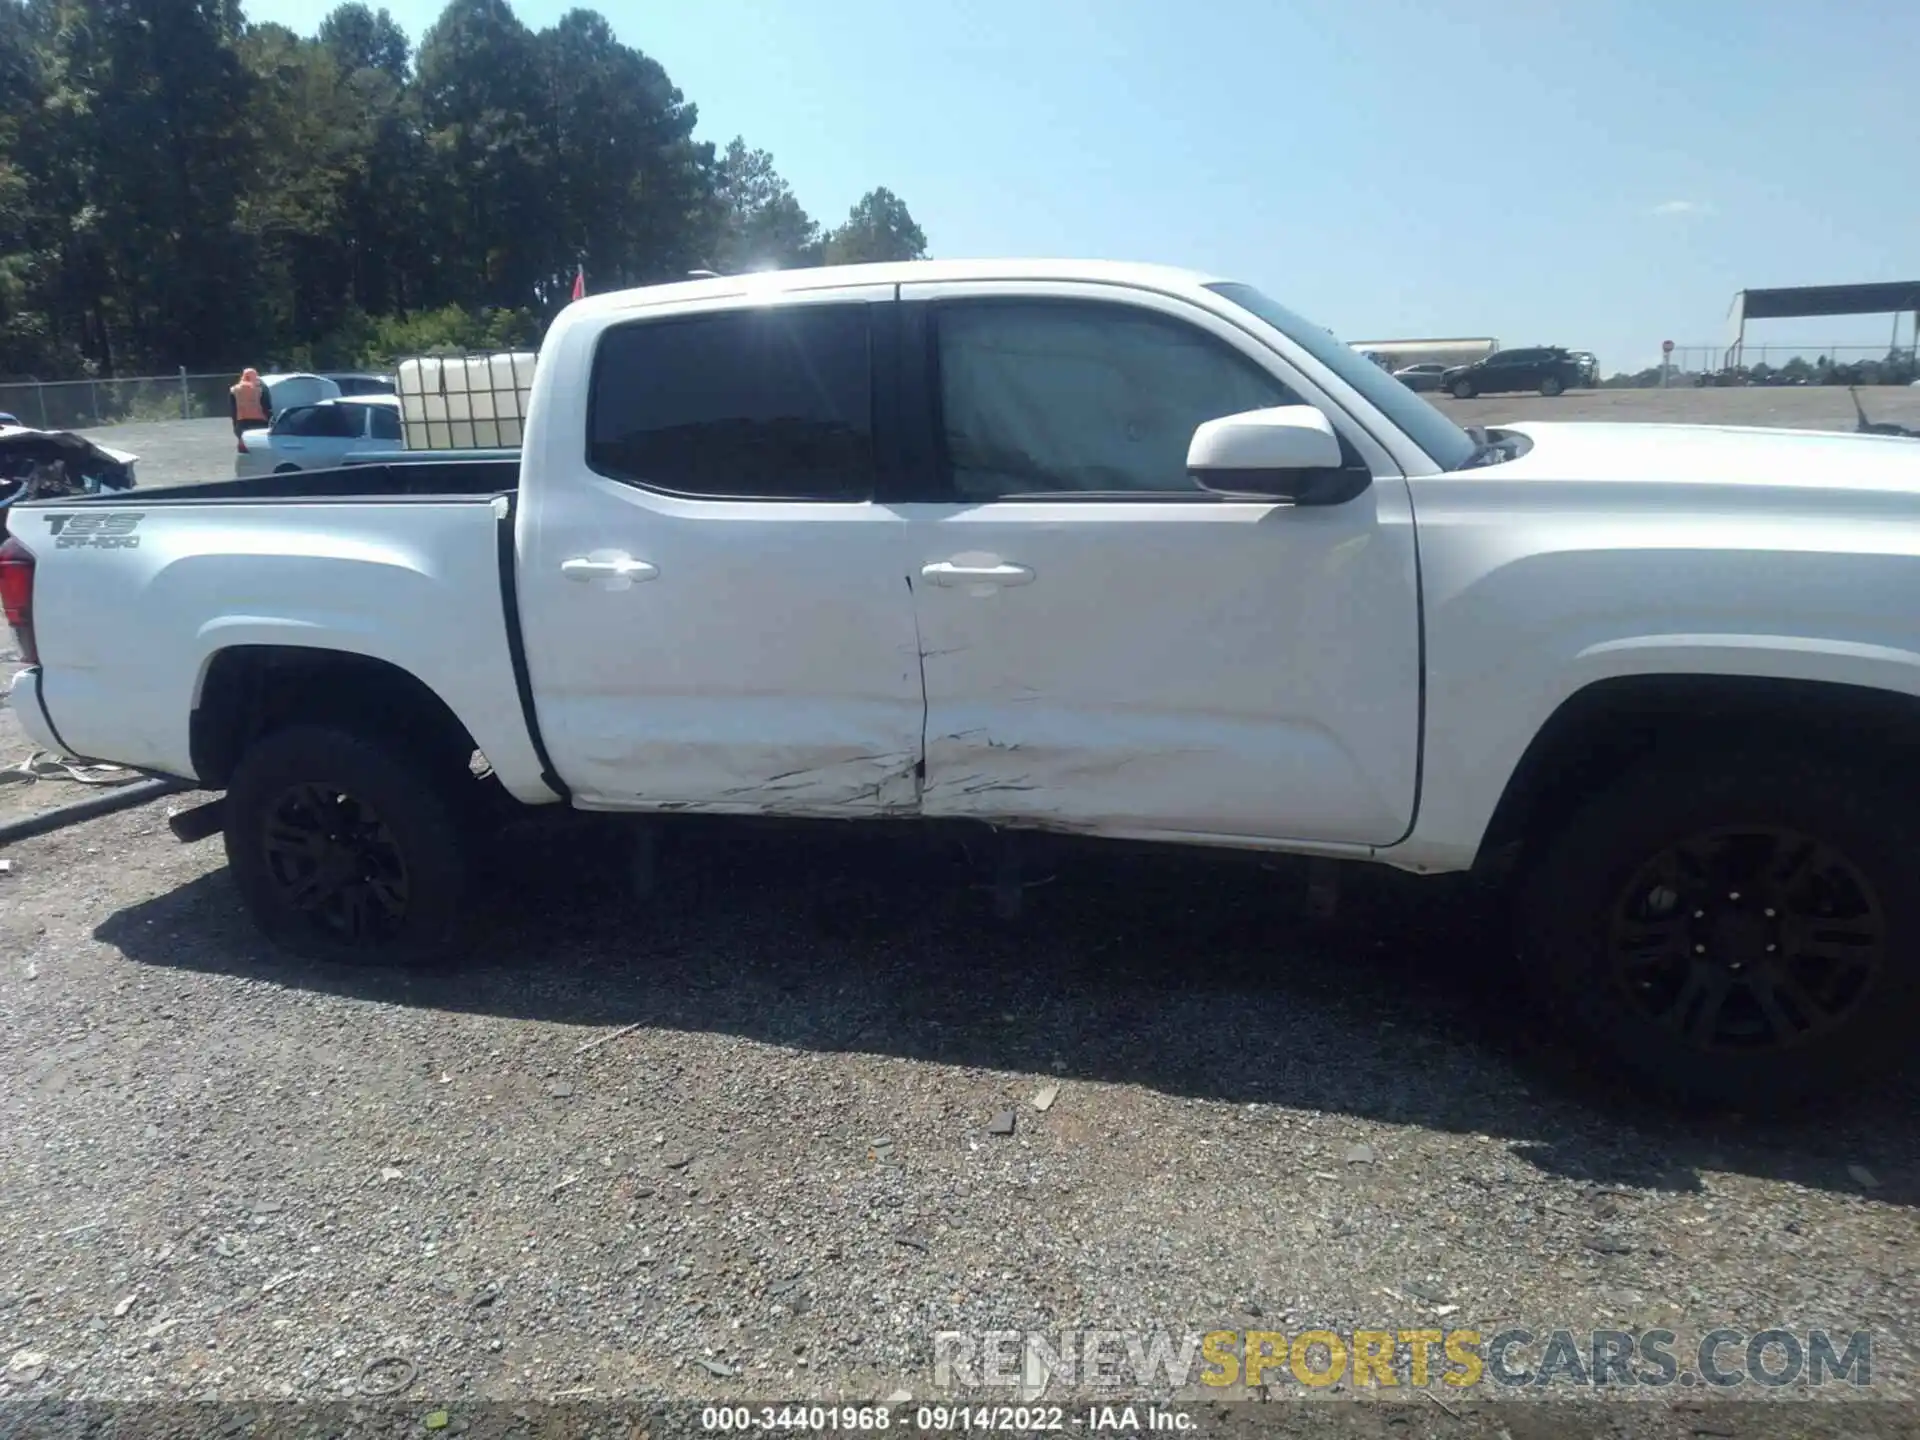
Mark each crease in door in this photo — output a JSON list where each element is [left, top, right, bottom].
[[906, 571, 929, 797]]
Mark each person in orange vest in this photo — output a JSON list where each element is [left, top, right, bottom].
[[229, 368, 271, 446]]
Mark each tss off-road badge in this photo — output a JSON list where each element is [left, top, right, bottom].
[[45, 512, 143, 549]]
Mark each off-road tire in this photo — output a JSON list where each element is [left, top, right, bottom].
[[1517, 749, 1919, 1113], [224, 724, 472, 966]]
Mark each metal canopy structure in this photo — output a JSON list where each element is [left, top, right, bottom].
[[1726, 282, 1920, 367]]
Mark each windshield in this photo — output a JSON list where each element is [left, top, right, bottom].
[[1205, 281, 1476, 472]]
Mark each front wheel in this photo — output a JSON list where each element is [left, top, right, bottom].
[[1518, 751, 1918, 1112], [224, 725, 472, 966], [1451, 378, 1476, 399]]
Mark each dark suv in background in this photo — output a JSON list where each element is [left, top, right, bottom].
[[1442, 346, 1586, 398]]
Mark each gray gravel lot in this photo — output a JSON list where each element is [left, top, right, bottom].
[[0, 809, 1915, 1430], [1, 391, 1918, 1434], [75, 416, 236, 490]]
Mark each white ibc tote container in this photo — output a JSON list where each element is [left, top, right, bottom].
[[395, 352, 537, 450]]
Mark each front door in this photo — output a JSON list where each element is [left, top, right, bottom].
[[899, 283, 1422, 847], [516, 286, 926, 815]]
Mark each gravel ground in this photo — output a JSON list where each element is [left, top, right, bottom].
[[0, 808, 1916, 1423], [0, 391, 1916, 1436], [75, 416, 236, 490]]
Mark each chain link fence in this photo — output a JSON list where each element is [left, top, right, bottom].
[[0, 371, 242, 430], [1670, 344, 1896, 371], [1658, 344, 1916, 386]]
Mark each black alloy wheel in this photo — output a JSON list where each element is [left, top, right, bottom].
[[225, 724, 472, 965], [260, 781, 413, 945], [1518, 749, 1920, 1112], [1606, 825, 1883, 1055]]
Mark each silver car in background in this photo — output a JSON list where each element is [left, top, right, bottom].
[[1393, 362, 1450, 392], [235, 395, 404, 476]]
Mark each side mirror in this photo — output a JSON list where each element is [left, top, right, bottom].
[[1186, 405, 1369, 505]]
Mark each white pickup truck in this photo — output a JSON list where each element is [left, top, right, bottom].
[[5, 259, 1919, 1110]]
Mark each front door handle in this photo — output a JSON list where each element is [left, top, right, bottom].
[[562, 554, 658, 586], [920, 561, 1034, 588]]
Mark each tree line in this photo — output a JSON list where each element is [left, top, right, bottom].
[[0, 0, 930, 380]]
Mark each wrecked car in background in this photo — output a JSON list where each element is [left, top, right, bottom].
[[0, 425, 137, 541]]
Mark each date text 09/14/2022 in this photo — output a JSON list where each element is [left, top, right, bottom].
[[699, 1405, 1195, 1433]]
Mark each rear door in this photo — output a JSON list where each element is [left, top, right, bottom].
[[365, 404, 403, 448], [267, 405, 325, 466], [516, 286, 928, 815], [297, 404, 363, 468]]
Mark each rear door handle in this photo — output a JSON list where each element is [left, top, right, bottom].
[[562, 554, 658, 585], [920, 561, 1034, 588]]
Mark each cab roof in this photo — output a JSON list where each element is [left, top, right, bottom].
[[563, 258, 1229, 321]]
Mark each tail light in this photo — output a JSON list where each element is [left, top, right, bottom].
[[0, 535, 35, 665]]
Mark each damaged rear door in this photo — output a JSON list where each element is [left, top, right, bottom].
[[898, 282, 1422, 846], [517, 284, 927, 815]]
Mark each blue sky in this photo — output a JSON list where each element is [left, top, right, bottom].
[[249, 0, 1919, 373]]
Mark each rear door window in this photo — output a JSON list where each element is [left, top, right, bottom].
[[280, 405, 358, 439], [588, 304, 874, 501]]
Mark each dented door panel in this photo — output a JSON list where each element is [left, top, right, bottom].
[[907, 484, 1422, 844]]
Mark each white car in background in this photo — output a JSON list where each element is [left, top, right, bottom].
[[235, 395, 403, 477]]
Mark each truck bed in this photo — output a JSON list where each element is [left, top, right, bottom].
[[12, 466, 554, 804], [117, 457, 521, 504]]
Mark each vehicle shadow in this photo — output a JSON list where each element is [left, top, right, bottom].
[[96, 812, 1918, 1207]]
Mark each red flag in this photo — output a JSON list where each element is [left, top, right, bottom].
[[571, 265, 585, 301]]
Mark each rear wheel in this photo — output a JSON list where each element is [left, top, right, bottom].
[[224, 725, 471, 966], [1518, 750, 1918, 1112], [1451, 378, 1476, 399], [1539, 375, 1565, 397], [273, 463, 301, 474]]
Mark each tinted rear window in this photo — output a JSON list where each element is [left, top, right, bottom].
[[588, 304, 874, 501], [277, 405, 356, 438]]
